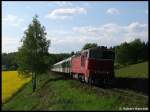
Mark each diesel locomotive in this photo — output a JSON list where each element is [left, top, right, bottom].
[[51, 46, 115, 85]]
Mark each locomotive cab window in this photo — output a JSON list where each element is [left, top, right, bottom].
[[102, 51, 114, 59], [89, 49, 113, 59], [89, 49, 102, 59]]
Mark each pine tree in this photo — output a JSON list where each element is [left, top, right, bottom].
[[17, 15, 50, 92]]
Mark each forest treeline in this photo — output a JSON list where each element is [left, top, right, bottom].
[[113, 39, 148, 68], [2, 53, 71, 71], [2, 38, 148, 71]]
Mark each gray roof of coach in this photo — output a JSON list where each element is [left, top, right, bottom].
[[53, 57, 72, 66]]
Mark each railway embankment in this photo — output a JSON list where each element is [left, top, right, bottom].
[[2, 71, 148, 111]]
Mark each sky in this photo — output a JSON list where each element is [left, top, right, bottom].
[[2, 1, 148, 53]]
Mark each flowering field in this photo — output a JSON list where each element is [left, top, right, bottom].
[[2, 71, 31, 103]]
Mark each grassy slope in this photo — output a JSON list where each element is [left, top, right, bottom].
[[115, 61, 148, 78], [2, 72, 148, 111]]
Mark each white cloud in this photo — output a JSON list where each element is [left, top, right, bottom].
[[46, 22, 148, 53], [2, 37, 17, 46], [2, 37, 21, 53], [2, 21, 148, 53], [106, 8, 120, 15], [2, 14, 24, 26], [73, 24, 121, 37], [47, 31, 89, 53], [45, 7, 87, 20], [128, 22, 147, 32], [22, 26, 28, 32], [73, 22, 148, 46]]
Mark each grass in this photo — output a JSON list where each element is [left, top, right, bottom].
[[2, 71, 31, 103], [2, 71, 148, 111], [115, 61, 148, 78]]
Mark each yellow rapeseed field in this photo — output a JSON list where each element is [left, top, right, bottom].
[[2, 71, 31, 103]]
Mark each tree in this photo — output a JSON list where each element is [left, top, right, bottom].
[[115, 38, 148, 65], [82, 43, 98, 50], [144, 41, 148, 60], [115, 42, 130, 65], [71, 51, 75, 56], [2, 52, 18, 71], [17, 15, 50, 92]]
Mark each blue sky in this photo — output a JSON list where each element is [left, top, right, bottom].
[[2, 1, 148, 53]]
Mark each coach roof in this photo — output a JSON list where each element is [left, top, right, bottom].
[[53, 57, 72, 66]]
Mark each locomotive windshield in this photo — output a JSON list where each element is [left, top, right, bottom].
[[103, 51, 114, 59], [89, 49, 114, 59]]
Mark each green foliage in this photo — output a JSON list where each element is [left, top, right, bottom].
[[2, 52, 18, 71], [17, 15, 50, 75], [82, 43, 98, 50], [71, 51, 75, 55], [2, 52, 71, 71], [115, 39, 148, 65], [16, 15, 50, 92]]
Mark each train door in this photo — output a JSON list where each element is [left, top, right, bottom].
[[81, 51, 89, 82], [81, 51, 88, 68]]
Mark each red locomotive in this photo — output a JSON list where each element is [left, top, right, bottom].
[[51, 46, 115, 85]]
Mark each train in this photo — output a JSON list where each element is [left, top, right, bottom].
[[51, 46, 115, 85]]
